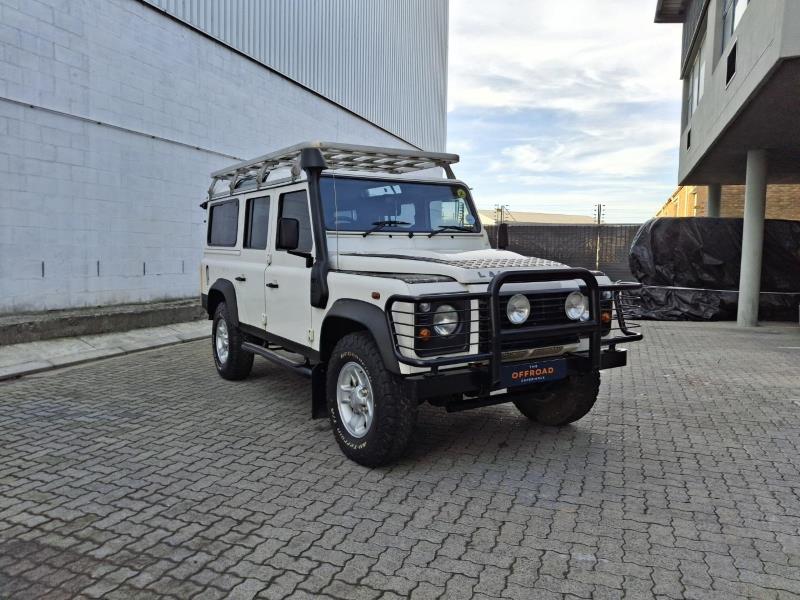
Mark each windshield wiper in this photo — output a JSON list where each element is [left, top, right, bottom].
[[428, 225, 474, 238], [362, 220, 411, 237]]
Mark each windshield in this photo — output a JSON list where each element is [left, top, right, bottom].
[[320, 176, 480, 234]]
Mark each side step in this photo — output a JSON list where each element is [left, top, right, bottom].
[[241, 342, 311, 377], [445, 394, 514, 413]]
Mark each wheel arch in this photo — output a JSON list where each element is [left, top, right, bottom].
[[207, 279, 239, 326], [320, 299, 400, 374]]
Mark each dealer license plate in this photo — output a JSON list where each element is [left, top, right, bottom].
[[502, 358, 567, 388]]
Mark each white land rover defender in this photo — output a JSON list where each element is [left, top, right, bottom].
[[200, 142, 642, 466]]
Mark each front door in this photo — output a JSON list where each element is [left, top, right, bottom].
[[236, 195, 271, 329], [264, 187, 313, 345]]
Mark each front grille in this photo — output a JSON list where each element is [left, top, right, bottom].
[[500, 291, 573, 327], [479, 291, 580, 352]]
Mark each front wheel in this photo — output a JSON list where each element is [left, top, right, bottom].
[[326, 332, 417, 467], [512, 372, 600, 426]]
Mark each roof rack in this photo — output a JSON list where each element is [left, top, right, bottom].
[[208, 141, 460, 199]]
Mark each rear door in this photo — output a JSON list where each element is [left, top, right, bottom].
[[236, 194, 271, 329], [204, 197, 242, 311], [264, 186, 313, 345]]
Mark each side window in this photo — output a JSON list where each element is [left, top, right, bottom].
[[279, 190, 313, 253], [244, 196, 270, 250], [208, 200, 239, 247]]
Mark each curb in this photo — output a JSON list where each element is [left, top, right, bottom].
[[0, 300, 206, 346], [0, 332, 210, 382]]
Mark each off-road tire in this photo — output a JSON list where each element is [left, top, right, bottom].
[[327, 332, 417, 467], [512, 372, 600, 426], [212, 302, 253, 381]]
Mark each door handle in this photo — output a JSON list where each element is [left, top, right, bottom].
[[235, 276, 246, 282], [266, 282, 279, 289]]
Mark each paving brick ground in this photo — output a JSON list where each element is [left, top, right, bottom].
[[1, 321, 799, 599]]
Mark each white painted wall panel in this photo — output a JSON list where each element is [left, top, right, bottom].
[[141, 0, 448, 151], [0, 0, 417, 312]]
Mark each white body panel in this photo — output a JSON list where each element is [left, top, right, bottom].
[[236, 192, 272, 328], [264, 183, 314, 343], [237, 252, 268, 328]]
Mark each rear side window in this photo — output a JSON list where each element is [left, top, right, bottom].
[[279, 190, 313, 253], [208, 200, 238, 247], [244, 196, 270, 249]]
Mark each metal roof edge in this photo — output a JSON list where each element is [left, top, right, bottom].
[[655, 0, 689, 23]]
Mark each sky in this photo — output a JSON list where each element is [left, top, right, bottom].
[[447, 1, 684, 223]]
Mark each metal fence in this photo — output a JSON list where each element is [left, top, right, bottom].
[[485, 224, 643, 282]]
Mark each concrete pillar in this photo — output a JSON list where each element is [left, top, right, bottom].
[[707, 183, 722, 217], [737, 150, 768, 327]]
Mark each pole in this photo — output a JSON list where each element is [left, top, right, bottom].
[[737, 150, 768, 327]]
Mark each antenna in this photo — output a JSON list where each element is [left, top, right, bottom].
[[494, 204, 512, 224], [593, 204, 606, 225]]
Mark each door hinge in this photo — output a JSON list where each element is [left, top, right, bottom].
[[307, 329, 315, 342], [262, 313, 267, 326]]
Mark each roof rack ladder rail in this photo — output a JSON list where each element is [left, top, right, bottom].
[[256, 163, 270, 188], [207, 177, 219, 202], [441, 162, 456, 179]]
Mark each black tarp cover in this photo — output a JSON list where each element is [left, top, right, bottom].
[[626, 218, 800, 321]]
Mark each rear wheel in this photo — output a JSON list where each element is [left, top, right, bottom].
[[512, 372, 600, 426], [212, 302, 253, 380], [327, 332, 417, 467]]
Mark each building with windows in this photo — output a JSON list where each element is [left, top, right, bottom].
[[656, 183, 800, 219], [655, 0, 800, 325], [0, 0, 448, 313]]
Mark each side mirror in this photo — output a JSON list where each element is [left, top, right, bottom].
[[277, 217, 300, 251], [497, 222, 509, 250]]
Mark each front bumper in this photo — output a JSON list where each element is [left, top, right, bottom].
[[385, 268, 642, 393], [405, 347, 628, 402]]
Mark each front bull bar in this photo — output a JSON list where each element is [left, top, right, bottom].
[[385, 268, 642, 390]]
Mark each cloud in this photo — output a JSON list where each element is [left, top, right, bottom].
[[448, 0, 681, 113], [447, 1, 684, 222], [493, 119, 678, 178]]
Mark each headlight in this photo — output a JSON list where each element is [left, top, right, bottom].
[[564, 291, 587, 321], [433, 304, 459, 336], [506, 293, 530, 325]]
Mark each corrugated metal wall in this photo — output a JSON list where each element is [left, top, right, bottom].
[[141, 0, 448, 151]]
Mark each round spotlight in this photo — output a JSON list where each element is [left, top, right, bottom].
[[418, 302, 432, 313], [433, 304, 459, 336], [506, 293, 530, 325], [565, 291, 587, 321]]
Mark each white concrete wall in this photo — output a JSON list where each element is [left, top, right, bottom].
[[0, 0, 414, 313]]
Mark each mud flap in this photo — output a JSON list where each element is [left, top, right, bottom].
[[311, 363, 327, 419]]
